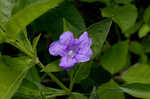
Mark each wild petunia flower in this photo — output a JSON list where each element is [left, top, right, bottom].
[[49, 31, 92, 70]]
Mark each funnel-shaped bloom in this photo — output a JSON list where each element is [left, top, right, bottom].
[[49, 31, 92, 70]]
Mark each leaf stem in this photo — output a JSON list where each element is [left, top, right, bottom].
[[37, 59, 70, 93]]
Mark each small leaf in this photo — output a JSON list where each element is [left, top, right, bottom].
[[33, 34, 41, 53], [129, 41, 144, 55], [97, 80, 125, 99], [43, 60, 62, 73], [138, 24, 150, 38], [67, 93, 88, 99], [100, 41, 128, 74], [120, 83, 150, 99], [122, 64, 150, 84]]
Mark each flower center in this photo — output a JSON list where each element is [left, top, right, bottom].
[[68, 50, 75, 58]]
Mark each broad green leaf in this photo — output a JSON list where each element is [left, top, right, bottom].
[[3, 0, 64, 39], [12, 0, 40, 14], [138, 24, 150, 38], [88, 19, 112, 58], [129, 41, 144, 55], [101, 4, 137, 32], [120, 83, 150, 99], [122, 64, 150, 84], [89, 87, 99, 99], [33, 33, 41, 54], [100, 41, 128, 74], [67, 93, 88, 99], [42, 60, 62, 73], [73, 62, 93, 83], [59, 2, 86, 35], [63, 18, 79, 37], [144, 6, 150, 26], [97, 80, 125, 99], [0, 56, 32, 99]]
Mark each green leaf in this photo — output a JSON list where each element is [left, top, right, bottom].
[[120, 83, 150, 99], [33, 33, 41, 53], [129, 41, 144, 55], [73, 61, 93, 83], [97, 80, 125, 99], [124, 21, 142, 38], [3, 0, 63, 39], [138, 24, 150, 38], [100, 41, 128, 74], [122, 64, 150, 84], [144, 6, 150, 26], [60, 2, 86, 35], [88, 19, 112, 59], [43, 60, 62, 73], [26, 67, 41, 83], [0, 56, 32, 99], [67, 93, 88, 99], [101, 4, 137, 32]]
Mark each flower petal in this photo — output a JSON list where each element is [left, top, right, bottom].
[[59, 56, 77, 70], [59, 31, 74, 45], [76, 47, 92, 62], [78, 32, 92, 47], [49, 41, 66, 56]]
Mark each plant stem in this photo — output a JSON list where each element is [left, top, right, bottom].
[[37, 59, 70, 93]]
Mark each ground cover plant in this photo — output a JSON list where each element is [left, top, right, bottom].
[[0, 0, 150, 99]]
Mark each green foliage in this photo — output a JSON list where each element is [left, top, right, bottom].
[[100, 41, 128, 74], [97, 80, 125, 99], [88, 19, 112, 58], [120, 83, 150, 98], [122, 64, 150, 84], [43, 60, 62, 73], [0, 56, 32, 99], [0, 0, 150, 98], [101, 4, 137, 32], [3, 0, 64, 40]]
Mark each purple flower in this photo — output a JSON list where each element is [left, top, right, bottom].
[[49, 31, 92, 70]]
